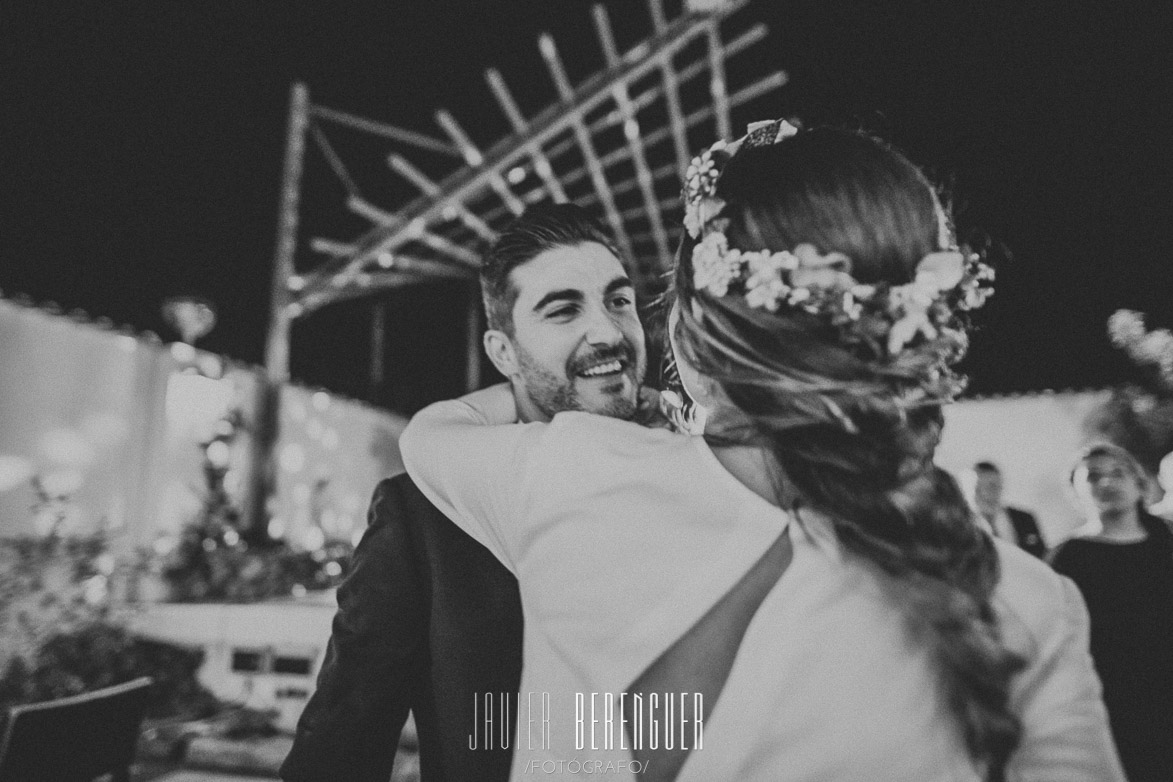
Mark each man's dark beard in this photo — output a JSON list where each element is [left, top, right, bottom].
[[515, 342, 643, 421]]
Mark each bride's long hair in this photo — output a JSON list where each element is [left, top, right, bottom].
[[672, 127, 1025, 780]]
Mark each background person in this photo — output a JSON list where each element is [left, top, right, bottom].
[[1050, 442, 1173, 782], [960, 461, 1047, 557], [1146, 449, 1173, 520]]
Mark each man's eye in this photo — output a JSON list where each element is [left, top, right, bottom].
[[610, 295, 633, 308], [547, 306, 578, 319]]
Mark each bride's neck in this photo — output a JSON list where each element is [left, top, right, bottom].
[[707, 441, 793, 509]]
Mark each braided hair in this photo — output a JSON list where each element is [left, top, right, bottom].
[[672, 127, 1025, 780]]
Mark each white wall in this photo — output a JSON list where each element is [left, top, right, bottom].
[[937, 390, 1110, 547]]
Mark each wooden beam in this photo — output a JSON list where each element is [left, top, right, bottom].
[[485, 68, 569, 204], [577, 162, 679, 207], [683, 69, 788, 129], [309, 121, 361, 200], [310, 237, 358, 256], [418, 230, 482, 268], [647, 0, 691, 178], [376, 253, 477, 280], [298, 268, 466, 315], [619, 196, 681, 223], [310, 104, 460, 157], [369, 299, 386, 401], [435, 109, 526, 217], [539, 31, 635, 262], [480, 62, 784, 230], [706, 19, 732, 140], [592, 4, 671, 268], [465, 289, 482, 393], [387, 153, 497, 242], [347, 196, 401, 228], [541, 24, 769, 163], [319, 1, 750, 298], [559, 67, 787, 193], [265, 82, 309, 377]]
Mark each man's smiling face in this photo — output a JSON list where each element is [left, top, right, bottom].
[[505, 241, 646, 421]]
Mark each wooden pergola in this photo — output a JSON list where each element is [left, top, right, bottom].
[[262, 0, 787, 393]]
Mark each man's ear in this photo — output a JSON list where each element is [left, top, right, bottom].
[[483, 329, 519, 379]]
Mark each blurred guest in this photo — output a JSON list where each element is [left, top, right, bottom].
[[1147, 450, 1173, 520], [961, 461, 1046, 557], [1051, 442, 1173, 782]]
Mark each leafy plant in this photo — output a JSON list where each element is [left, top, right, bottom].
[[0, 535, 219, 727]]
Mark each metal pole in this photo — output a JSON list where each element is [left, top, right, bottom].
[[370, 299, 387, 402], [465, 285, 482, 393], [251, 82, 309, 542], [264, 82, 310, 385]]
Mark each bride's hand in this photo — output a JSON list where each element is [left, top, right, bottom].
[[634, 386, 673, 430]]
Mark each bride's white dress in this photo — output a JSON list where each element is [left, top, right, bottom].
[[401, 406, 1124, 782]]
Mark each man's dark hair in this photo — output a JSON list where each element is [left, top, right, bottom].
[[973, 461, 1001, 475], [480, 203, 620, 332]]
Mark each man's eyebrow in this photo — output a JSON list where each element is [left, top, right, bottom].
[[604, 276, 635, 296], [532, 288, 584, 312]]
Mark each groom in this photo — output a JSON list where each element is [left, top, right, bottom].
[[281, 203, 652, 782]]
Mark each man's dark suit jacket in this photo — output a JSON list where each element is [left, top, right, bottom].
[[1007, 506, 1047, 558], [280, 473, 523, 782]]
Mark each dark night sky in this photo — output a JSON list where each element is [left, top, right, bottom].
[[2, 1, 1171, 414]]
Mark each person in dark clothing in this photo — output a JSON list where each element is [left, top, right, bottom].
[[281, 474, 523, 782], [281, 203, 655, 782], [962, 461, 1047, 557], [1051, 442, 1173, 782]]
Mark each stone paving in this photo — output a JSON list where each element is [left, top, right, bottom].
[[149, 773, 276, 782], [132, 733, 421, 782]]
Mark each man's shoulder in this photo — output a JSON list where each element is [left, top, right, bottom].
[[367, 473, 514, 564], [371, 472, 450, 522]]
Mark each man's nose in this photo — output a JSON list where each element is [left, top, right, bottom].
[[583, 307, 624, 345]]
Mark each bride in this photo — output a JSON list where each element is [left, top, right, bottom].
[[400, 122, 1123, 781]]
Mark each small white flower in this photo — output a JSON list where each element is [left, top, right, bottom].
[[851, 284, 877, 300], [890, 281, 937, 310], [960, 285, 991, 310], [913, 251, 965, 292], [682, 144, 726, 238], [888, 310, 930, 354], [1108, 309, 1147, 347], [1136, 329, 1173, 363], [742, 250, 797, 309], [788, 287, 811, 304], [692, 231, 740, 297], [841, 291, 863, 320], [683, 202, 703, 239], [745, 275, 789, 311]]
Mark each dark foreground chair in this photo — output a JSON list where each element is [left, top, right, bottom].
[[0, 676, 153, 782]]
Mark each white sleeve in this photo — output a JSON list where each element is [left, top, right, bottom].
[[399, 398, 544, 573], [1006, 577, 1127, 782]]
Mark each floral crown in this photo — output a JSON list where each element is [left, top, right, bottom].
[[680, 119, 995, 403]]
